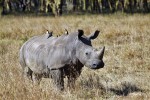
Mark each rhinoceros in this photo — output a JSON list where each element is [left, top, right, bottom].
[[19, 30, 105, 90]]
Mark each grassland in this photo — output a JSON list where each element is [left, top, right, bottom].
[[0, 14, 150, 100]]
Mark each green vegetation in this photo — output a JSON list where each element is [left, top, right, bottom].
[[0, 14, 150, 99], [1, 0, 150, 16]]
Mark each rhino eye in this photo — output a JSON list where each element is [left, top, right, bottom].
[[85, 52, 88, 55], [85, 52, 91, 58], [85, 52, 91, 56]]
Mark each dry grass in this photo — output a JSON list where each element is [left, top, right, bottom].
[[0, 14, 150, 100]]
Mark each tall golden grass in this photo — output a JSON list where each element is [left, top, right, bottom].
[[0, 14, 150, 100]]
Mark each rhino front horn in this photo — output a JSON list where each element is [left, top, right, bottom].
[[97, 46, 105, 59]]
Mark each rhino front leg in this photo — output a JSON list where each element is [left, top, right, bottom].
[[51, 69, 64, 91], [67, 76, 76, 89], [65, 66, 82, 89]]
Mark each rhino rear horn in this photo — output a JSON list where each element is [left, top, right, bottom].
[[88, 30, 100, 40], [97, 46, 105, 59], [78, 29, 84, 37]]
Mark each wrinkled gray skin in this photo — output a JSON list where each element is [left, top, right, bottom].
[[19, 30, 105, 91]]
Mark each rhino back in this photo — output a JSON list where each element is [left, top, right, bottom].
[[20, 32, 79, 73], [53, 32, 78, 50], [20, 35, 54, 74]]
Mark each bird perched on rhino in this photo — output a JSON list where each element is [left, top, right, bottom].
[[46, 30, 53, 39], [64, 29, 69, 35]]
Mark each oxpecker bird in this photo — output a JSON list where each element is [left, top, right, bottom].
[[46, 30, 53, 39]]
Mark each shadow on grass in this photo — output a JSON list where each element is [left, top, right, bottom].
[[109, 82, 143, 96], [80, 75, 106, 91], [80, 76, 143, 96]]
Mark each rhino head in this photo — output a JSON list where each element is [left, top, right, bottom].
[[76, 30, 105, 69]]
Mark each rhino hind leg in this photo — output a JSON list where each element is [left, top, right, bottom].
[[32, 72, 42, 84], [23, 67, 33, 80], [51, 69, 64, 91]]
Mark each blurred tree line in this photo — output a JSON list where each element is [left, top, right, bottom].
[[0, 0, 150, 15]]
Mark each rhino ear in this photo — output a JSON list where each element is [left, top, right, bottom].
[[78, 29, 84, 38], [88, 30, 100, 40]]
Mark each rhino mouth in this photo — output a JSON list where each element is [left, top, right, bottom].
[[87, 60, 104, 69]]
